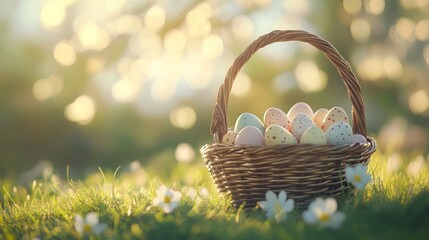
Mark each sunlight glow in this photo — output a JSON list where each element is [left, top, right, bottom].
[[231, 16, 254, 41], [64, 95, 96, 125], [357, 56, 384, 81], [295, 61, 327, 92], [231, 73, 252, 97], [185, 3, 212, 37], [164, 30, 187, 54], [169, 106, 196, 129], [111, 79, 136, 103], [74, 19, 111, 51], [351, 18, 370, 43], [144, 5, 166, 31], [416, 19, 429, 41], [343, 0, 362, 14], [202, 34, 223, 58], [409, 90, 429, 114], [364, 0, 385, 15], [175, 143, 195, 163], [40, 1, 66, 30], [33, 75, 64, 101], [54, 41, 76, 66], [383, 55, 403, 80], [395, 18, 415, 42]]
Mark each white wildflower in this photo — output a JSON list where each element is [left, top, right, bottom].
[[259, 191, 294, 222], [303, 197, 346, 229], [345, 164, 371, 190], [74, 212, 107, 236], [153, 185, 182, 213]]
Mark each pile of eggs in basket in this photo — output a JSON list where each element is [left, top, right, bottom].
[[222, 102, 368, 146]]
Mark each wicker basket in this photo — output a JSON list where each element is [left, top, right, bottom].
[[200, 30, 377, 209]]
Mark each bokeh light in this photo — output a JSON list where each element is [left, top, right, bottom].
[[64, 95, 96, 125], [231, 73, 252, 97], [295, 61, 327, 92], [169, 106, 196, 129], [40, 1, 67, 31], [54, 41, 76, 66], [350, 18, 371, 43], [33, 74, 64, 101], [175, 143, 195, 163], [144, 5, 166, 32], [409, 90, 429, 114], [343, 0, 362, 14]]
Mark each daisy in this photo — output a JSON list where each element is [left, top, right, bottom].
[[259, 191, 294, 222], [345, 164, 371, 190], [153, 185, 182, 213], [74, 212, 107, 236], [303, 197, 346, 229]]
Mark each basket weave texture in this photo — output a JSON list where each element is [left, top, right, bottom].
[[200, 30, 376, 209]]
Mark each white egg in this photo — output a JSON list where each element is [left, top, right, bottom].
[[325, 122, 353, 146], [264, 125, 297, 146], [235, 126, 265, 146], [263, 107, 291, 130], [222, 131, 237, 145], [300, 126, 327, 144], [352, 134, 367, 144], [291, 113, 315, 141], [287, 102, 314, 120]]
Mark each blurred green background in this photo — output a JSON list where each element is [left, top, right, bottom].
[[0, 0, 428, 179]]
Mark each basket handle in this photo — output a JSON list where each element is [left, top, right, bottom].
[[210, 30, 367, 142]]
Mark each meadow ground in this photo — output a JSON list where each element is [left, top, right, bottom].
[[1, 152, 429, 240]]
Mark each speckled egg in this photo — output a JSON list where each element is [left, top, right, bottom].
[[325, 122, 353, 146], [352, 134, 367, 144], [234, 112, 264, 134], [313, 108, 329, 129], [291, 113, 315, 141], [321, 107, 350, 131], [221, 131, 237, 145], [287, 102, 314, 120], [235, 126, 265, 146], [300, 126, 327, 144], [264, 125, 297, 146], [263, 107, 291, 131]]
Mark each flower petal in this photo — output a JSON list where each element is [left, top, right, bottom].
[[153, 197, 163, 206], [156, 185, 168, 196], [274, 209, 288, 222], [328, 212, 346, 229], [74, 215, 84, 234], [303, 210, 318, 224], [85, 212, 99, 226], [266, 191, 277, 203], [259, 201, 268, 210], [309, 198, 325, 211], [92, 223, 108, 234], [324, 198, 338, 214], [284, 199, 294, 212], [278, 191, 287, 202]]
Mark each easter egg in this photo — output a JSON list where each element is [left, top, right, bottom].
[[300, 126, 327, 144], [352, 134, 367, 144], [263, 107, 291, 131], [235, 126, 265, 146], [234, 112, 264, 134], [321, 107, 350, 131], [264, 125, 297, 146], [291, 113, 315, 141], [287, 102, 314, 120], [313, 108, 329, 129], [325, 122, 353, 146], [221, 131, 237, 145]]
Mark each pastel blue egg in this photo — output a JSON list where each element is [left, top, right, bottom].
[[234, 112, 264, 134]]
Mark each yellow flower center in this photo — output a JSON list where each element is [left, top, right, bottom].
[[319, 213, 331, 222], [164, 195, 172, 204], [274, 202, 283, 214], [353, 174, 362, 183], [83, 224, 92, 233]]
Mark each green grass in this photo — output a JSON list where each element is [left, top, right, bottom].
[[1, 152, 429, 240]]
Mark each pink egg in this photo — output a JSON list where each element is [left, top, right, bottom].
[[321, 107, 350, 131], [235, 126, 265, 146], [291, 113, 315, 141], [313, 108, 329, 129], [287, 102, 314, 120], [263, 107, 291, 131]]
